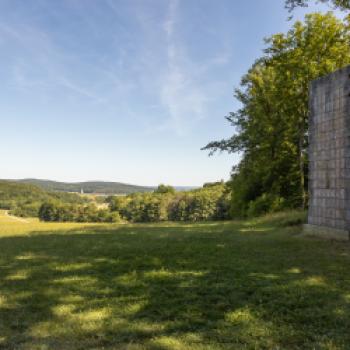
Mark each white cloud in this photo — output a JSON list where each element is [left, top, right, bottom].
[[58, 77, 105, 103], [157, 0, 205, 135], [157, 0, 230, 136], [0, 19, 112, 105], [1, 1, 232, 136]]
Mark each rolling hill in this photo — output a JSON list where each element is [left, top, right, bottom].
[[0, 180, 88, 217], [10, 179, 154, 195]]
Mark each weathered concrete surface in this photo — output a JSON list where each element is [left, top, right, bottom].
[[306, 65, 350, 240]]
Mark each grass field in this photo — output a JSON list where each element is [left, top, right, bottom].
[[0, 210, 350, 349]]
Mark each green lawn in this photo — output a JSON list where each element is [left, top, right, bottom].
[[0, 211, 349, 349]]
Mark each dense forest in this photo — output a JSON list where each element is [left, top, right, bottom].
[[203, 12, 350, 218]]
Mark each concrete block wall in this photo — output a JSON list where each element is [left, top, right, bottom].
[[308, 65, 350, 232]]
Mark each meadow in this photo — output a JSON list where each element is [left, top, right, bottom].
[[0, 210, 350, 349]]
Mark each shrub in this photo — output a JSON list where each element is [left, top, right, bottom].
[[247, 194, 288, 218]]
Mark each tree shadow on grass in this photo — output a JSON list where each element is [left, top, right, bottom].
[[0, 222, 350, 349]]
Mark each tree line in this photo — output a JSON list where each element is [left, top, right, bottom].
[[38, 202, 121, 223], [0, 180, 230, 223], [39, 182, 230, 223]]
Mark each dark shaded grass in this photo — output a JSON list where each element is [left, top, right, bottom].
[[0, 213, 349, 349]]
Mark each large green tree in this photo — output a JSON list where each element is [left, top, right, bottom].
[[203, 13, 350, 217]]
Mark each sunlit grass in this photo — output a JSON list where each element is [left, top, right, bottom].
[[0, 210, 350, 349]]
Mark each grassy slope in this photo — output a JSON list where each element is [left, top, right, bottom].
[[0, 211, 349, 349]]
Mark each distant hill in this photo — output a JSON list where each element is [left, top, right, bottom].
[[10, 179, 155, 195], [0, 180, 87, 217]]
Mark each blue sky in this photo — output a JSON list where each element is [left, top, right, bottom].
[[0, 0, 335, 186]]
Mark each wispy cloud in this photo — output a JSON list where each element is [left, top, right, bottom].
[[0, 1, 231, 135], [0, 19, 108, 105], [158, 0, 204, 135], [156, 0, 230, 136], [58, 77, 105, 103]]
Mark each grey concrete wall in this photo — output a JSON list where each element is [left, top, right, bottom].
[[308, 65, 350, 233]]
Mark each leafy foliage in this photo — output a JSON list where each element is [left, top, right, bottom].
[[285, 0, 350, 11], [108, 182, 231, 223], [38, 202, 121, 223], [204, 13, 350, 217], [154, 184, 176, 194]]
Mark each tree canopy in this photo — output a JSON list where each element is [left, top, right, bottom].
[[107, 182, 230, 223], [285, 0, 350, 11], [154, 184, 176, 195]]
